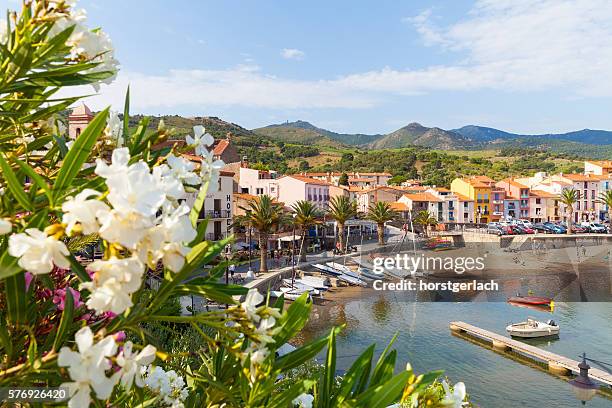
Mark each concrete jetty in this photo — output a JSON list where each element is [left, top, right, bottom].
[[450, 321, 612, 387]]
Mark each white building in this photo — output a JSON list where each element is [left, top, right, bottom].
[[238, 166, 280, 198], [186, 168, 234, 241], [276, 175, 331, 210]]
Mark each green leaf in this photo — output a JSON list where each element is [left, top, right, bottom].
[[369, 349, 397, 387], [353, 371, 410, 407], [320, 329, 337, 408], [53, 107, 109, 200], [0, 153, 32, 211], [12, 156, 53, 205], [27, 333, 38, 366], [337, 344, 375, 402], [53, 135, 68, 159], [123, 85, 130, 147], [190, 182, 209, 227], [52, 288, 74, 352], [0, 251, 22, 280], [5, 273, 26, 325], [274, 327, 341, 373], [267, 379, 315, 408], [173, 283, 247, 305], [273, 292, 312, 346], [67, 253, 91, 283]]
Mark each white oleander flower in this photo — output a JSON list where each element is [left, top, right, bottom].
[[166, 154, 201, 186], [142, 366, 189, 407], [116, 341, 157, 389], [62, 189, 110, 235], [441, 380, 467, 408], [152, 165, 186, 201], [199, 150, 225, 192], [240, 343, 270, 383], [66, 140, 75, 150], [98, 209, 153, 249], [254, 316, 277, 345], [105, 110, 124, 146], [242, 289, 264, 323], [8, 229, 70, 274], [185, 125, 213, 156], [0, 219, 11, 235], [293, 393, 314, 408], [58, 327, 119, 408], [95, 147, 130, 180], [80, 256, 145, 314], [105, 161, 166, 217]]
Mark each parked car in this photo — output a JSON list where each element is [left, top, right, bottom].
[[510, 225, 525, 234], [515, 219, 533, 229], [487, 225, 504, 236], [543, 222, 565, 234], [500, 225, 515, 235], [533, 223, 553, 233], [581, 222, 607, 233], [516, 225, 535, 234], [571, 223, 588, 233]]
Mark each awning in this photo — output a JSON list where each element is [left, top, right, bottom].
[[277, 235, 301, 242]]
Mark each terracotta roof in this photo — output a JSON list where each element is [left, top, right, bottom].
[[212, 139, 230, 156], [283, 175, 332, 186], [454, 192, 473, 201], [348, 178, 373, 182], [560, 173, 601, 182], [586, 160, 612, 168], [358, 172, 392, 176], [389, 202, 410, 211], [432, 187, 451, 192], [402, 193, 442, 202], [69, 103, 93, 117], [459, 176, 496, 188], [530, 190, 558, 198], [500, 178, 529, 189]]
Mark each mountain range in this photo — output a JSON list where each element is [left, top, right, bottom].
[[253, 121, 612, 158]]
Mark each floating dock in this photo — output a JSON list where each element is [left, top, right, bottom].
[[450, 321, 612, 387]]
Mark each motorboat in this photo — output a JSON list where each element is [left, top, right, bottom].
[[506, 318, 560, 338], [507, 294, 553, 307]]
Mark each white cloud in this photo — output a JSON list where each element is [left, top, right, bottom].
[[281, 48, 305, 60], [63, 0, 612, 113]]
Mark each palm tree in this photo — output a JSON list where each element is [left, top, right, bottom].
[[597, 190, 612, 225], [327, 195, 357, 252], [413, 210, 438, 237], [366, 201, 397, 245], [559, 188, 579, 234], [234, 195, 289, 273], [291, 200, 323, 261]]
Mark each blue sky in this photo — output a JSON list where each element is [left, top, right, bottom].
[[11, 0, 612, 134]]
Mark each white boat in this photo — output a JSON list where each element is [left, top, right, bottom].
[[298, 275, 330, 289], [280, 285, 320, 296], [269, 290, 305, 301], [312, 264, 341, 276], [326, 262, 372, 281], [312, 264, 366, 286], [506, 318, 560, 338], [357, 266, 384, 280]]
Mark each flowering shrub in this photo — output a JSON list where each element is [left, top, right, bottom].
[[0, 1, 469, 407]]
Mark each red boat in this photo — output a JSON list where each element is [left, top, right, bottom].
[[507, 295, 553, 306]]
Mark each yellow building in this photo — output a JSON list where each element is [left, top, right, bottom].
[[450, 176, 497, 223]]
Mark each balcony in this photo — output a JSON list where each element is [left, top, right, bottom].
[[201, 210, 231, 219], [492, 211, 504, 216], [206, 232, 228, 241]]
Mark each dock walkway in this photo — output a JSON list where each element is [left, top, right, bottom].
[[450, 321, 612, 387]]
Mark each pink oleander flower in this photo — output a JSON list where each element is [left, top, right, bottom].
[[113, 331, 126, 342], [25, 272, 33, 291], [53, 287, 83, 311]]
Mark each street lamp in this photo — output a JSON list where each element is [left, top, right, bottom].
[[247, 224, 253, 276], [569, 353, 600, 405]]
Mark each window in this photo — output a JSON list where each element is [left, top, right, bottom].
[[256, 188, 264, 195], [577, 201, 580, 210], [592, 190, 595, 199], [535, 198, 541, 204], [584, 182, 588, 189]]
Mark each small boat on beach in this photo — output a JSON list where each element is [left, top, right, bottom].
[[506, 318, 560, 338], [270, 290, 307, 301], [326, 262, 373, 281], [313, 263, 341, 276], [298, 275, 331, 289]]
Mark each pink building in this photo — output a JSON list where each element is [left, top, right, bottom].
[[496, 178, 530, 219], [276, 175, 331, 210], [68, 103, 93, 139]]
